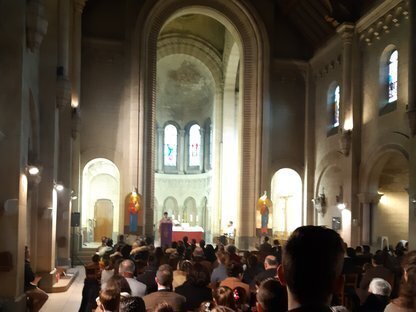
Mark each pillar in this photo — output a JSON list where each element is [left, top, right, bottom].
[[199, 127, 205, 173], [157, 127, 164, 172], [56, 0, 73, 267], [337, 23, 361, 247], [357, 193, 382, 246], [407, 0, 416, 251]]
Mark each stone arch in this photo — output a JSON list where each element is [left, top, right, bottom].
[[132, 0, 270, 245], [183, 196, 197, 226], [163, 196, 179, 220]]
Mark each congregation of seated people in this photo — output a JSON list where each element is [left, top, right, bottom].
[[77, 231, 416, 312]]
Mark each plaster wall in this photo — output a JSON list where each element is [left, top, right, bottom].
[[373, 191, 409, 246], [268, 60, 306, 180], [360, 21, 410, 168]]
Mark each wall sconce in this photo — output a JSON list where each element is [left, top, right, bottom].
[[26, 164, 42, 185], [312, 192, 327, 217], [54, 182, 64, 192], [339, 129, 352, 156], [71, 190, 77, 200], [411, 197, 416, 216]]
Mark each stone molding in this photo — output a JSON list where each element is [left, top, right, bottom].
[[26, 0, 48, 53], [314, 55, 342, 80], [157, 33, 223, 87], [357, 192, 383, 205], [356, 0, 409, 46]]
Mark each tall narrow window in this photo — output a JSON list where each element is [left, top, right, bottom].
[[189, 124, 201, 166], [331, 85, 340, 128], [388, 50, 398, 103], [164, 124, 177, 166]]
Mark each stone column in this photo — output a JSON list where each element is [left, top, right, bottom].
[[0, 4, 28, 306], [337, 23, 359, 247], [157, 127, 164, 173], [357, 193, 382, 246], [199, 127, 205, 172], [178, 129, 185, 174], [56, 0, 73, 267], [408, 0, 416, 251], [70, 0, 86, 257]]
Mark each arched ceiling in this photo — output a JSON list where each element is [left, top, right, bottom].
[[160, 14, 226, 54]]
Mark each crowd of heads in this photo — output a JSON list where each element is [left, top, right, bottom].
[[78, 227, 416, 312]]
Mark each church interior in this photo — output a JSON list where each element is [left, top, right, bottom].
[[1, 0, 416, 310]]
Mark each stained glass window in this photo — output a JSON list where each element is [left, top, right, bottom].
[[189, 124, 201, 166], [164, 124, 177, 166], [388, 50, 398, 103], [333, 85, 340, 128]]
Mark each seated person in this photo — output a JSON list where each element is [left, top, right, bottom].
[[256, 279, 287, 312], [359, 278, 391, 312], [24, 246, 48, 312], [220, 263, 249, 295]]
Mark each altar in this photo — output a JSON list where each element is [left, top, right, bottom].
[[172, 224, 204, 242]]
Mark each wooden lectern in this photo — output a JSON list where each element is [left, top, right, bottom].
[[160, 221, 173, 248]]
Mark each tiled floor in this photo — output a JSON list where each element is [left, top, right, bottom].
[[40, 266, 85, 312]]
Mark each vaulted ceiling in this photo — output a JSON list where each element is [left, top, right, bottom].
[[276, 0, 380, 51]]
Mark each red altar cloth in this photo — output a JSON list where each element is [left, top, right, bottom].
[[172, 231, 203, 242]]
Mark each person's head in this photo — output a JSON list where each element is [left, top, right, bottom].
[[397, 250, 416, 309], [193, 247, 205, 259], [117, 234, 124, 243], [119, 259, 135, 277], [256, 279, 287, 312], [226, 245, 237, 255], [98, 287, 120, 312], [355, 245, 363, 254], [264, 236, 269, 243], [92, 254, 100, 263], [156, 264, 173, 287], [278, 226, 345, 308], [233, 287, 248, 307], [154, 302, 174, 312], [199, 240, 206, 248], [213, 286, 236, 310], [183, 236, 189, 243], [107, 275, 132, 295], [191, 238, 197, 245], [228, 221, 233, 226], [264, 255, 278, 270], [368, 278, 392, 297], [171, 241, 178, 249], [120, 296, 146, 312], [363, 245, 371, 254], [216, 250, 229, 265], [187, 263, 210, 287], [163, 212, 168, 218], [106, 238, 113, 247], [372, 250, 384, 266], [346, 247, 356, 258], [273, 239, 280, 246], [226, 263, 244, 279]]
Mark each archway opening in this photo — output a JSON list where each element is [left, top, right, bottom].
[[270, 169, 302, 238], [81, 158, 120, 246], [372, 153, 409, 247], [154, 13, 242, 243]]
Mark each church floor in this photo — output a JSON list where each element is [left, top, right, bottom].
[[40, 266, 85, 312]]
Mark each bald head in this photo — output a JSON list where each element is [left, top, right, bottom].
[[119, 259, 135, 277], [264, 255, 278, 269]]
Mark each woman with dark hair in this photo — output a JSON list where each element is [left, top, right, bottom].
[[212, 286, 236, 311], [175, 263, 213, 311], [205, 244, 217, 263], [385, 250, 416, 312]]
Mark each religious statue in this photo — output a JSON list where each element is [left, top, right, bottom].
[[257, 191, 273, 234], [128, 189, 141, 233]]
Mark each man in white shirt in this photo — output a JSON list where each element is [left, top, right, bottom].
[[119, 259, 147, 297]]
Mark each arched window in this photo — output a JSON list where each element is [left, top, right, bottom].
[[328, 84, 340, 135], [164, 124, 177, 167], [388, 50, 398, 103], [189, 124, 201, 166], [332, 85, 340, 128]]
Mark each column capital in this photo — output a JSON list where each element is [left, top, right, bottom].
[[74, 0, 87, 14], [337, 23, 355, 45], [357, 192, 382, 204]]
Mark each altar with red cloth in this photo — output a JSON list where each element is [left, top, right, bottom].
[[172, 225, 204, 242]]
